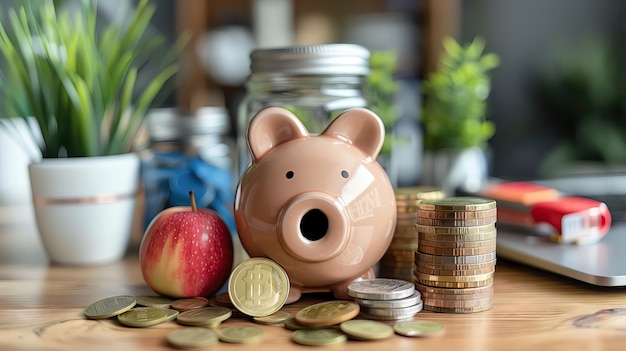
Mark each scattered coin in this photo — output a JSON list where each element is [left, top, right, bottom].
[[170, 297, 209, 312], [166, 327, 219, 348], [218, 326, 264, 344], [176, 306, 232, 327], [254, 310, 291, 325], [117, 307, 168, 327], [284, 317, 328, 331], [347, 278, 415, 300], [215, 292, 234, 307], [134, 295, 173, 309], [295, 300, 360, 327], [291, 328, 348, 346], [228, 257, 290, 317], [340, 319, 394, 340], [163, 308, 180, 322], [393, 320, 445, 337], [84, 295, 136, 319]]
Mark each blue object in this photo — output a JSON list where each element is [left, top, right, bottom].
[[141, 152, 236, 233]]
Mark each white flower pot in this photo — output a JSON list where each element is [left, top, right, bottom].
[[29, 153, 140, 265], [421, 146, 489, 196]]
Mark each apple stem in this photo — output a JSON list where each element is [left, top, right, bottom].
[[189, 190, 197, 213]]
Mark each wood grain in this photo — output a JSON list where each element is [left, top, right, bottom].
[[2, 216, 626, 350]]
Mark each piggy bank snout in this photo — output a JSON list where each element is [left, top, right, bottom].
[[278, 193, 350, 263]]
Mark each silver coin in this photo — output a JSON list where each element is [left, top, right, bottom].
[[347, 278, 415, 300], [359, 301, 423, 320], [354, 291, 421, 309]]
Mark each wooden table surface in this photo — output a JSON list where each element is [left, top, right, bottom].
[[2, 206, 626, 350]]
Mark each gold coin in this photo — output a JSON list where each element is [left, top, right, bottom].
[[414, 265, 495, 277], [395, 205, 419, 214], [415, 216, 497, 227], [83, 295, 136, 319], [417, 208, 497, 219], [418, 243, 496, 256], [414, 271, 494, 283], [418, 197, 496, 211], [419, 289, 494, 301], [417, 231, 497, 242], [393, 320, 445, 337], [228, 257, 290, 317], [291, 328, 348, 346], [415, 282, 493, 296], [166, 327, 218, 348], [340, 320, 394, 340], [423, 303, 492, 313], [415, 259, 497, 272], [416, 277, 494, 288], [283, 317, 330, 331], [422, 296, 494, 308], [396, 212, 417, 220], [134, 295, 173, 309], [117, 307, 168, 327], [218, 326, 264, 344], [253, 310, 291, 325], [416, 252, 497, 265], [170, 297, 209, 312], [176, 306, 232, 327], [388, 241, 418, 250], [417, 238, 496, 249], [395, 186, 445, 201], [295, 300, 360, 327], [415, 223, 496, 234], [163, 308, 180, 322]]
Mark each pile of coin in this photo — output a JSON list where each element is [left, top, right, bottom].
[[414, 197, 497, 313], [347, 278, 423, 320], [379, 187, 445, 281]]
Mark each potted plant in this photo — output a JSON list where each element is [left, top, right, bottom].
[[0, 0, 180, 264], [420, 36, 499, 195]]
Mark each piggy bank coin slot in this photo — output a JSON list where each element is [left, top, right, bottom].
[[300, 209, 329, 241]]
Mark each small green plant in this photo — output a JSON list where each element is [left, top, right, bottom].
[[0, 0, 180, 157], [366, 51, 399, 155], [422, 37, 499, 150]]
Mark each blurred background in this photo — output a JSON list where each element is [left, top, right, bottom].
[[3, 0, 626, 183]]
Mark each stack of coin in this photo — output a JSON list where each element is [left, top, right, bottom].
[[347, 278, 423, 320], [380, 187, 445, 281], [414, 197, 497, 313]]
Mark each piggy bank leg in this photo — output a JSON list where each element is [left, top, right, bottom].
[[286, 283, 303, 304], [331, 267, 376, 300]]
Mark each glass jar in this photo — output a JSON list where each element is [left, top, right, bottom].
[[141, 107, 236, 231], [237, 44, 370, 175]]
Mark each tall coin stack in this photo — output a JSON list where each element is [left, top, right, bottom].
[[414, 197, 497, 313], [379, 187, 445, 282]]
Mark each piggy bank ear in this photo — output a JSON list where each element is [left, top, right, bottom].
[[247, 107, 310, 161], [321, 108, 385, 160]]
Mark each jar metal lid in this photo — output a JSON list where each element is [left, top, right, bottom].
[[250, 44, 370, 76]]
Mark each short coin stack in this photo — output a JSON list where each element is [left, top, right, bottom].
[[414, 197, 497, 313], [379, 187, 445, 281], [347, 278, 423, 320]]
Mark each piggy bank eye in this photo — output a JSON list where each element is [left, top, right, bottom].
[[286, 171, 295, 179], [341, 170, 349, 179]]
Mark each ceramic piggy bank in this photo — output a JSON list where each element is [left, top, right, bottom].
[[235, 107, 397, 303]]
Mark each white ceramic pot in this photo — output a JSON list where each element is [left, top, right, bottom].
[[29, 153, 140, 265]]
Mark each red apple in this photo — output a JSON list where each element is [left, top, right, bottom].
[[139, 190, 233, 298]]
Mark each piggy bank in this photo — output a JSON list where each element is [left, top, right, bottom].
[[235, 107, 397, 303]]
